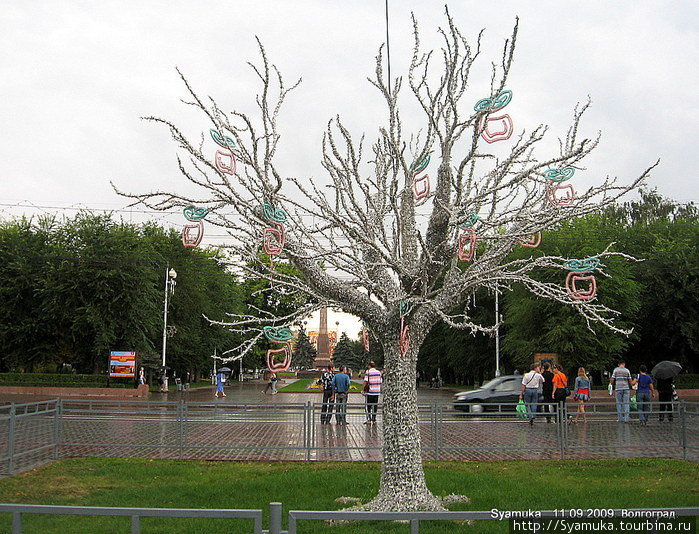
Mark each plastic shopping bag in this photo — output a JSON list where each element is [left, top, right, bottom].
[[608, 384, 614, 396], [516, 399, 527, 419]]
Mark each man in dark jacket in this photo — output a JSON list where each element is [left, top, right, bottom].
[[318, 364, 335, 424], [331, 367, 351, 425], [541, 362, 555, 423]]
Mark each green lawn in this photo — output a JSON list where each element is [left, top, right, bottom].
[[0, 459, 696, 533], [279, 378, 364, 393]]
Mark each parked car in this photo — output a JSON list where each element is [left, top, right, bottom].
[[453, 375, 538, 413]]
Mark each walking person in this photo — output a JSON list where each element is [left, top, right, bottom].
[[635, 365, 655, 425], [138, 367, 146, 385], [656, 376, 674, 422], [318, 364, 335, 424], [540, 362, 555, 423], [263, 371, 278, 395], [331, 366, 351, 425], [610, 360, 632, 422], [519, 363, 544, 426], [215, 370, 227, 397], [573, 367, 591, 423], [552, 365, 569, 401], [363, 361, 382, 424]]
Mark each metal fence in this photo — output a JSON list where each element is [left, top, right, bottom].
[[1, 501, 697, 534], [0, 399, 697, 475]]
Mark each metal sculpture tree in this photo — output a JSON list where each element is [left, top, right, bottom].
[[120, 11, 656, 511]]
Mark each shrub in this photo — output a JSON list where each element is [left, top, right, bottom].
[[0, 373, 135, 389]]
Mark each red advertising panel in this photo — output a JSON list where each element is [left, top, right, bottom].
[[109, 351, 136, 378]]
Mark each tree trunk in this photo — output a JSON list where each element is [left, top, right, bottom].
[[361, 335, 445, 512]]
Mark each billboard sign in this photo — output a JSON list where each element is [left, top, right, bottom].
[[109, 351, 136, 378]]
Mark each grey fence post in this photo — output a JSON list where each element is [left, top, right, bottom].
[[680, 401, 687, 461], [431, 404, 437, 459], [558, 401, 565, 459], [53, 399, 62, 460], [305, 401, 312, 461], [437, 405, 443, 461], [12, 511, 21, 534], [177, 399, 185, 460], [8, 404, 16, 475], [269, 502, 282, 534], [411, 518, 420, 533], [131, 514, 140, 534]]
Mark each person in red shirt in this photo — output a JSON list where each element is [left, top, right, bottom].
[[552, 365, 568, 403]]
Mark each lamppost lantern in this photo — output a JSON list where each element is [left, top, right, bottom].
[[161, 266, 178, 392]]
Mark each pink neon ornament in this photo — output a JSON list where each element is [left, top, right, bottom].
[[399, 317, 411, 357], [266, 341, 292, 372], [181, 220, 204, 247], [478, 114, 514, 144], [519, 232, 541, 248], [457, 228, 477, 262], [546, 181, 576, 207], [362, 327, 370, 352], [214, 150, 236, 175], [566, 271, 597, 301], [263, 225, 285, 256], [413, 173, 430, 202]]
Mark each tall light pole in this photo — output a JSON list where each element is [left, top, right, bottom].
[[495, 286, 501, 377], [161, 267, 177, 391]]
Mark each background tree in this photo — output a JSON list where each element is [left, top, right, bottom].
[[502, 214, 641, 376], [122, 11, 655, 511], [331, 332, 368, 371], [0, 214, 241, 379], [293, 324, 317, 369], [0, 216, 60, 372], [610, 191, 699, 373]]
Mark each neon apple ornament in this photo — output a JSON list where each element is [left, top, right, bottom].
[[519, 232, 541, 248], [566, 271, 597, 301], [457, 228, 477, 262], [546, 181, 575, 207], [181, 220, 204, 247]]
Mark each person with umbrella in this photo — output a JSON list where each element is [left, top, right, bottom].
[[652, 361, 682, 422], [215, 367, 230, 398]]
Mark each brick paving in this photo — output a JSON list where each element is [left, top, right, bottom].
[[1, 388, 696, 476]]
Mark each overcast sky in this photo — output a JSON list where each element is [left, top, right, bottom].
[[1, 1, 697, 335]]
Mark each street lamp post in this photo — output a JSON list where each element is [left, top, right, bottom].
[[495, 288, 501, 377], [161, 267, 177, 392]]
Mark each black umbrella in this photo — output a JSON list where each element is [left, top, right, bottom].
[[217, 367, 232, 374], [651, 361, 682, 380]]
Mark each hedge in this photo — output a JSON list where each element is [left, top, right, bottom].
[[674, 374, 699, 389], [0, 373, 136, 389]]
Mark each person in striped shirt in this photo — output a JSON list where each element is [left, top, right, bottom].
[[363, 361, 382, 424]]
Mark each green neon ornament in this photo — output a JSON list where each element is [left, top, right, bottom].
[[210, 129, 237, 149], [563, 257, 600, 272], [458, 211, 480, 228], [474, 90, 513, 113], [183, 206, 209, 221], [409, 152, 431, 174], [261, 204, 288, 223], [263, 326, 294, 342], [543, 167, 575, 182]]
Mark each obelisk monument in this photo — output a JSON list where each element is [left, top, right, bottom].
[[313, 307, 332, 369]]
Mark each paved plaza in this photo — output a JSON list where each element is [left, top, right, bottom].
[[1, 382, 697, 476]]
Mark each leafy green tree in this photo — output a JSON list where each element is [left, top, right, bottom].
[[293, 325, 316, 369], [501, 214, 641, 376], [610, 191, 699, 372], [0, 216, 61, 372]]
